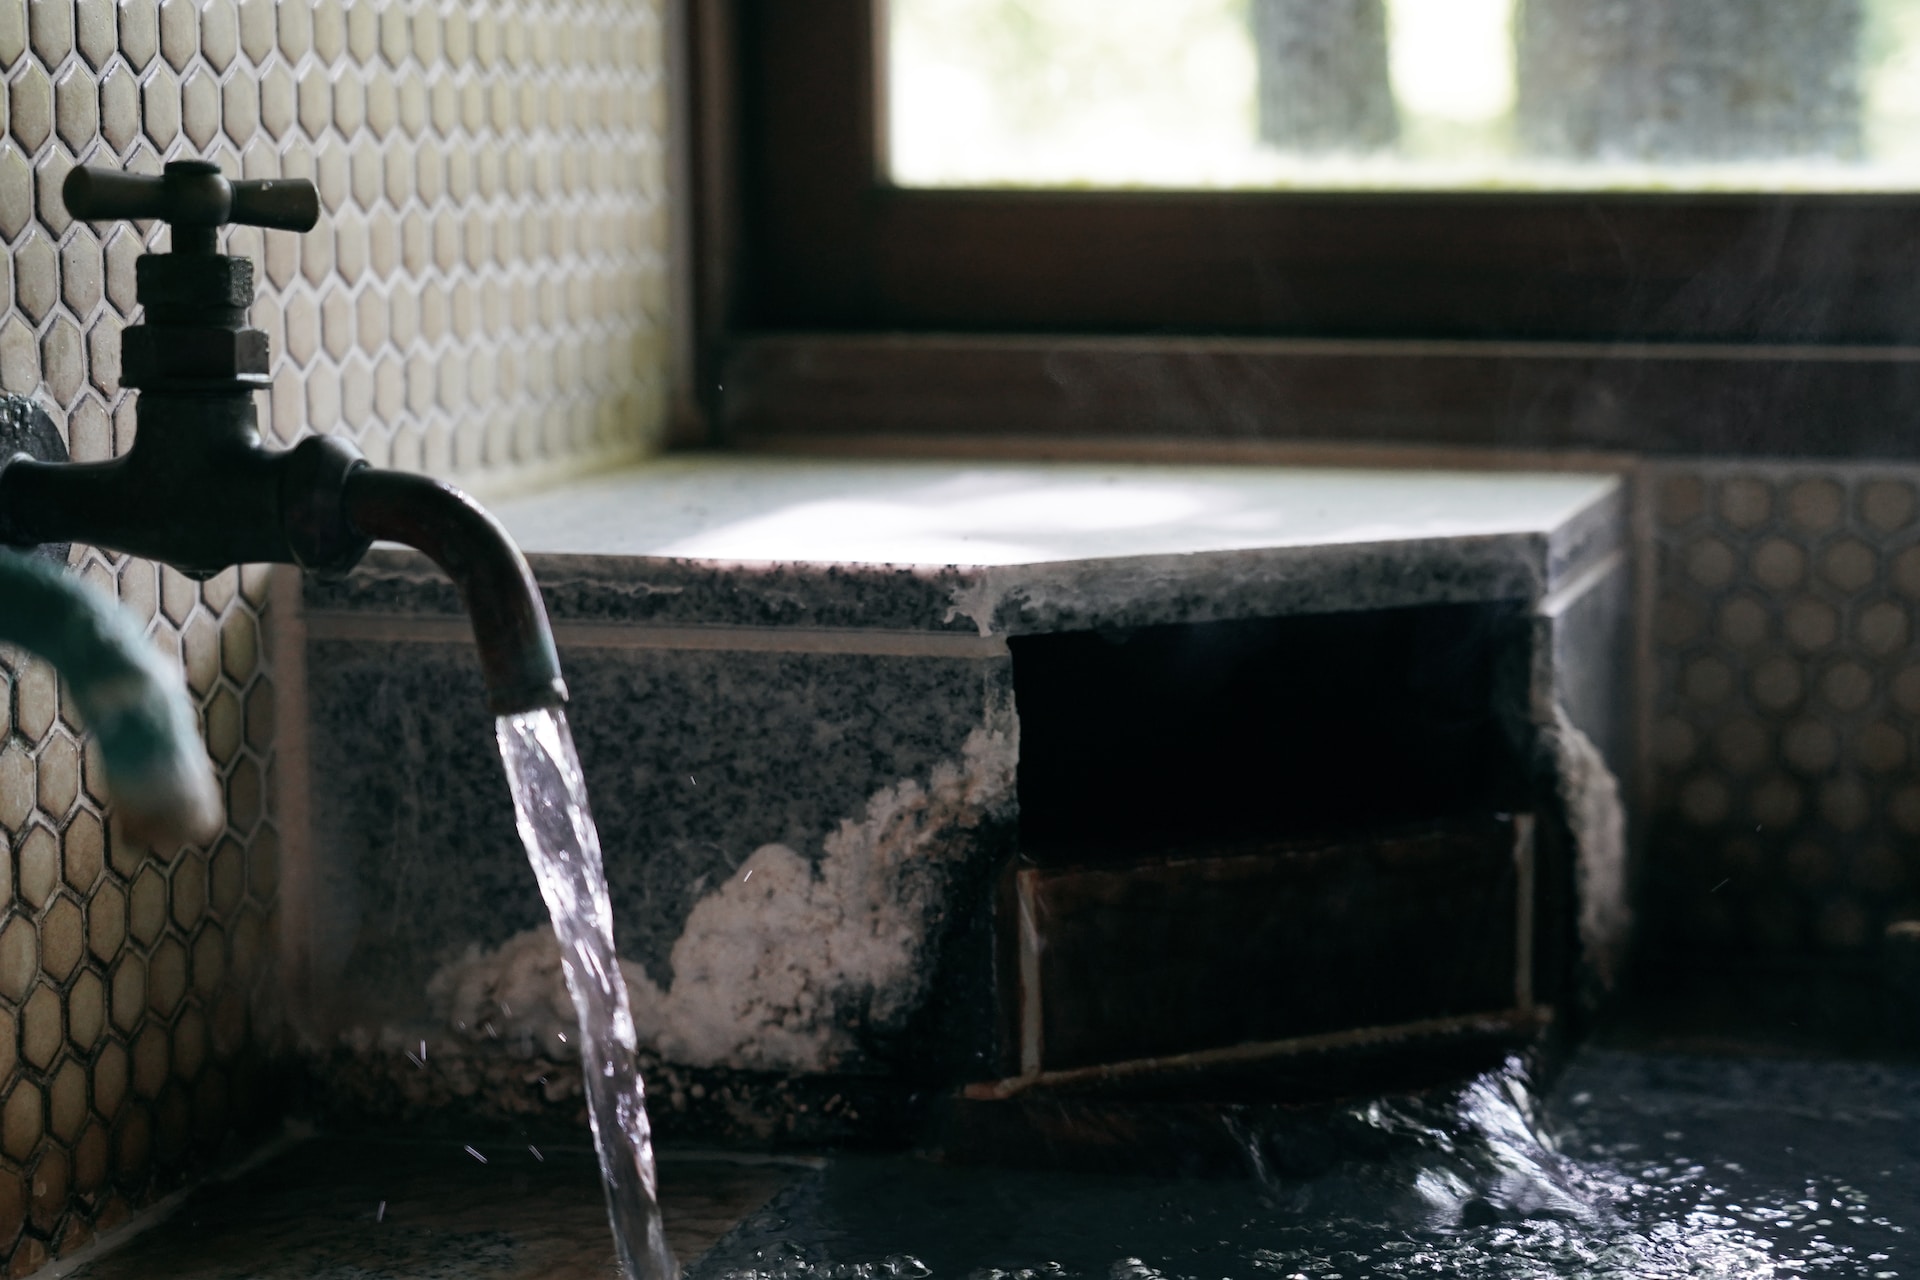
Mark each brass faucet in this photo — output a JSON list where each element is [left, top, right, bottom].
[[0, 160, 567, 715]]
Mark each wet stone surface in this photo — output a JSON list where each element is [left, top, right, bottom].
[[66, 1138, 804, 1279], [308, 1040, 924, 1150], [693, 1049, 1920, 1280]]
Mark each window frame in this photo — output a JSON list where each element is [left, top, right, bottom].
[[685, 0, 1920, 457]]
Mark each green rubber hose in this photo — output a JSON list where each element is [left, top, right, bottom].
[[0, 549, 220, 845]]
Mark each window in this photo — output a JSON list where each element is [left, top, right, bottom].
[[688, 1, 1920, 455], [887, 0, 1920, 191]]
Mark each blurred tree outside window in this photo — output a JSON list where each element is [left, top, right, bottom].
[[887, 0, 1920, 189]]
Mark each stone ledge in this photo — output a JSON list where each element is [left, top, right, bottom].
[[306, 456, 1626, 635]]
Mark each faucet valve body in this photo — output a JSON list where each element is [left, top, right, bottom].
[[123, 255, 271, 389], [0, 159, 369, 577], [67, 160, 309, 393]]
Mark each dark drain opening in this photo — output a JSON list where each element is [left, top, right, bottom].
[[996, 602, 1545, 1085], [1010, 602, 1532, 861]]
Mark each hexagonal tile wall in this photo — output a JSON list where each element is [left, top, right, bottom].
[[4, 0, 666, 483], [1648, 462, 1920, 967], [0, 564, 284, 1273], [0, 0, 672, 1270]]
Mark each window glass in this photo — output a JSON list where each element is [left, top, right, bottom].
[[886, 0, 1920, 190]]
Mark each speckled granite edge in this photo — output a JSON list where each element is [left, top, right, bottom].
[[946, 535, 1555, 636], [308, 517, 1622, 636], [307, 551, 985, 634], [1547, 480, 1630, 586]]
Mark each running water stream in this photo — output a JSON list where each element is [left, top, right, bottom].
[[497, 707, 679, 1280]]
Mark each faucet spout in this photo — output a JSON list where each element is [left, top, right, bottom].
[[341, 468, 568, 716]]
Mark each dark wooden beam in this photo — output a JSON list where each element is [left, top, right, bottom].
[[721, 334, 1920, 458]]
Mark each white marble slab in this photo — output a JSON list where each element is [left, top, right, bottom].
[[489, 456, 1621, 569]]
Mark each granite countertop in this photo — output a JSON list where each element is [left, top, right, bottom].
[[310, 457, 1625, 635]]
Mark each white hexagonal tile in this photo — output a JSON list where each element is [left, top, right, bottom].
[[313, 135, 347, 211], [0, 0, 24, 63], [256, 60, 291, 139], [101, 223, 140, 312], [428, 68, 456, 136], [220, 67, 255, 146], [197, 0, 234, 70], [0, 314, 38, 392], [33, 142, 72, 236], [96, 58, 137, 153], [295, 61, 329, 138], [363, 66, 395, 138], [0, 146, 32, 239], [300, 222, 333, 285], [139, 62, 178, 149], [27, 0, 74, 69], [74, 0, 114, 68], [154, 0, 193, 71], [331, 205, 364, 279], [311, 0, 341, 62], [260, 220, 298, 289], [85, 311, 119, 393], [398, 72, 425, 135], [13, 229, 55, 321], [281, 289, 316, 364], [414, 136, 442, 205], [378, 0, 406, 66], [303, 353, 338, 430], [237, 133, 274, 180], [116, 0, 156, 68], [332, 66, 364, 136], [352, 281, 385, 353], [339, 351, 371, 424], [9, 60, 53, 154], [345, 0, 374, 61], [52, 62, 96, 153], [459, 73, 484, 135], [442, 5, 470, 65], [58, 222, 100, 316], [234, 0, 269, 62], [275, 0, 307, 60], [40, 315, 82, 405], [318, 284, 353, 362], [409, 4, 438, 65], [179, 64, 217, 149], [348, 141, 379, 207]]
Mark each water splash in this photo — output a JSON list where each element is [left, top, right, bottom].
[[1227, 1056, 1879, 1277], [697, 1052, 1918, 1280], [498, 707, 679, 1280]]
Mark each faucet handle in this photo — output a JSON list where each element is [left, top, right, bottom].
[[64, 160, 319, 250]]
